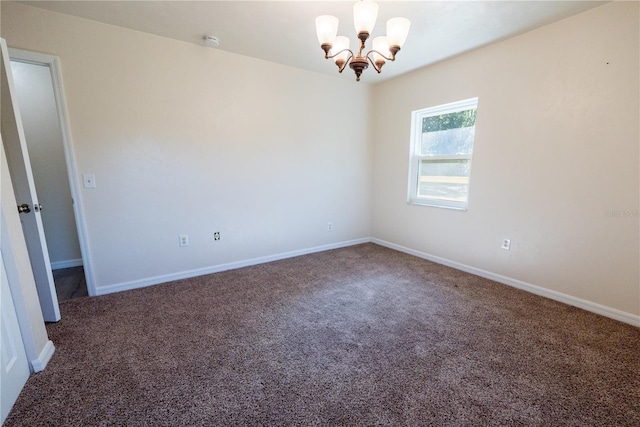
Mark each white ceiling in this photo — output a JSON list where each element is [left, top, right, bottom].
[[16, 1, 606, 84]]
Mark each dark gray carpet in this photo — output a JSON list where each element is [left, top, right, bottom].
[[5, 244, 639, 426]]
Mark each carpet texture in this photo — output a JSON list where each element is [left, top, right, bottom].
[[5, 244, 639, 426]]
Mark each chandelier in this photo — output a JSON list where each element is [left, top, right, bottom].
[[315, 0, 410, 81]]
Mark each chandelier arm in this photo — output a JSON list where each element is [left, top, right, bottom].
[[325, 48, 353, 61], [338, 50, 353, 73], [366, 49, 397, 62], [366, 53, 382, 74], [325, 49, 354, 73]]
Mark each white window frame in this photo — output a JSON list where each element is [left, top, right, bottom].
[[407, 97, 478, 210]]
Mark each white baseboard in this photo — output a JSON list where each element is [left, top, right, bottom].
[[371, 238, 640, 328], [50, 258, 83, 270], [92, 237, 638, 328], [95, 238, 371, 296], [30, 340, 55, 373]]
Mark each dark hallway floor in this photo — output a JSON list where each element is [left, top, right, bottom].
[[52, 266, 87, 302]]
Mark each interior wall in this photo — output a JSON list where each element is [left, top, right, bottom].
[[371, 2, 639, 316], [1, 2, 372, 292], [10, 60, 81, 267], [2, 2, 637, 320]]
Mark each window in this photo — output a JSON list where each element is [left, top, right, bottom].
[[408, 97, 478, 210]]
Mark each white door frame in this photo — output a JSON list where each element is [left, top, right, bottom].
[[8, 48, 96, 296]]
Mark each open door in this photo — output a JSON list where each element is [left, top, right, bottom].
[[0, 38, 60, 322], [0, 250, 30, 424]]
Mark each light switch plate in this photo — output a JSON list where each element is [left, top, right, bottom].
[[83, 174, 96, 188]]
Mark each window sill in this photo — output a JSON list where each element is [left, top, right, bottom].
[[407, 199, 468, 211]]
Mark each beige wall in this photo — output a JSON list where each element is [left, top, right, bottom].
[[2, 2, 638, 320], [372, 2, 639, 316], [1, 2, 372, 292]]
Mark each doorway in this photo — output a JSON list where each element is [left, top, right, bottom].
[[2, 45, 95, 313], [9, 59, 87, 302]]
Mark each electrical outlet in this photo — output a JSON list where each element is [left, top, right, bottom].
[[214, 232, 221, 241], [179, 235, 189, 247], [82, 174, 96, 189], [327, 222, 333, 232], [501, 238, 511, 250]]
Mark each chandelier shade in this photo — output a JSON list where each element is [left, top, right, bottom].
[[315, 15, 339, 45], [353, 0, 379, 35], [332, 36, 351, 67], [386, 17, 411, 50], [371, 36, 390, 67], [315, 0, 410, 81]]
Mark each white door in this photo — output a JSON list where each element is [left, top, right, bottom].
[[0, 251, 30, 424], [0, 38, 60, 322]]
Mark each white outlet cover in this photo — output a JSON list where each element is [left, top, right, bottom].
[[82, 174, 96, 188]]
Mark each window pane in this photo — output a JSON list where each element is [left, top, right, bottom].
[[422, 109, 477, 133], [420, 109, 476, 156], [418, 159, 470, 202]]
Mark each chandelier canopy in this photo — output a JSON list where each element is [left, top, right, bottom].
[[315, 0, 410, 81]]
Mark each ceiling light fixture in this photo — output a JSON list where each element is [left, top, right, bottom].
[[315, 0, 410, 81]]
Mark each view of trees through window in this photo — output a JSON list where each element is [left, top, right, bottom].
[[421, 109, 477, 156], [422, 109, 477, 133]]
